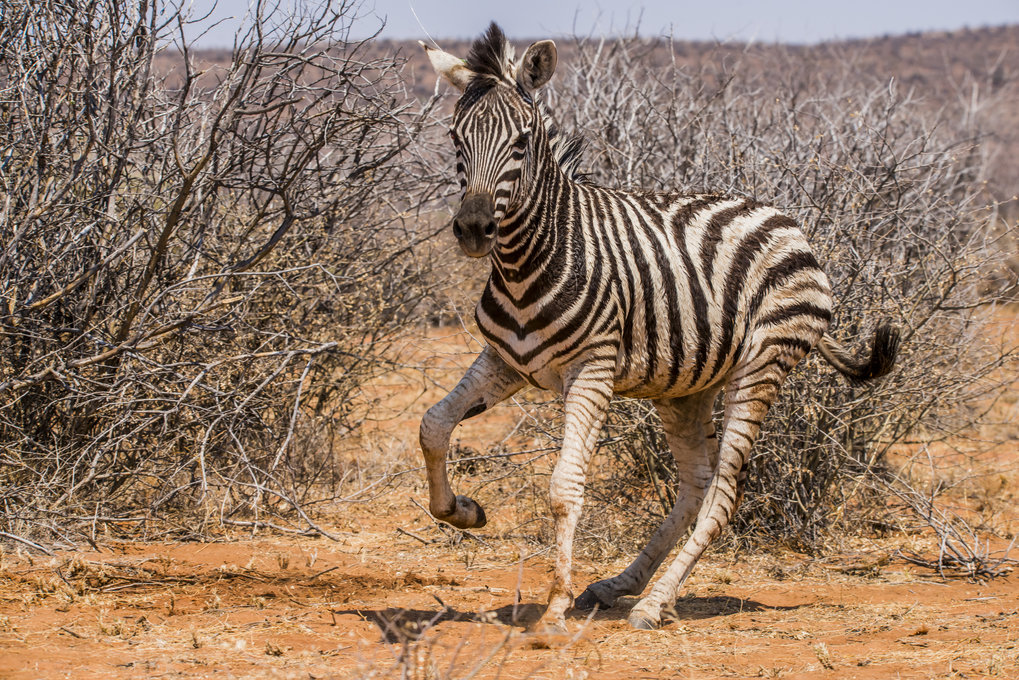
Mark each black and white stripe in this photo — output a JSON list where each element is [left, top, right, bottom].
[[419, 23, 899, 632]]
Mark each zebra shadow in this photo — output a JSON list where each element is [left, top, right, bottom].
[[642, 594, 806, 621], [340, 595, 804, 643], [336, 603, 544, 644], [578, 594, 806, 624]]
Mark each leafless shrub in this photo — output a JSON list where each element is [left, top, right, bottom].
[[517, 35, 1019, 557], [890, 469, 1016, 579], [0, 0, 449, 546]]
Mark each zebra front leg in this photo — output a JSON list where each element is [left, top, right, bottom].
[[575, 388, 720, 610], [420, 344, 525, 529], [627, 367, 783, 629], [534, 362, 615, 633]]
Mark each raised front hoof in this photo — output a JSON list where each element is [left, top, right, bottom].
[[627, 608, 661, 630], [437, 495, 487, 529], [574, 586, 614, 611]]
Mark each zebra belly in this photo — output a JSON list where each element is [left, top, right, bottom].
[[477, 294, 743, 398], [480, 324, 736, 398], [609, 283, 751, 399], [611, 341, 735, 399]]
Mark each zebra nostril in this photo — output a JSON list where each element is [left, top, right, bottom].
[[452, 220, 463, 240], [484, 222, 496, 238]]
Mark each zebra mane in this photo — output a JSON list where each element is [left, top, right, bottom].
[[546, 122, 589, 183], [465, 23, 516, 85]]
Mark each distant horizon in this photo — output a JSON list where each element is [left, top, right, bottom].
[[371, 22, 1018, 44], [183, 22, 1019, 51], [182, 1, 1019, 48]]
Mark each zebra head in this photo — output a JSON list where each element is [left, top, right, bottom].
[[422, 23, 558, 257]]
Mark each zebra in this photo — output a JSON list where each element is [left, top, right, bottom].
[[418, 24, 899, 632]]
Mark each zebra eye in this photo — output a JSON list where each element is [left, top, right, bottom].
[[512, 134, 529, 150], [448, 129, 460, 145]]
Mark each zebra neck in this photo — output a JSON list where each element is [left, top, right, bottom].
[[492, 146, 572, 288]]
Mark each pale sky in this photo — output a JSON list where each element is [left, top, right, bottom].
[[183, 0, 1019, 45]]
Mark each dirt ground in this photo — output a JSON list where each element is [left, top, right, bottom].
[[1, 508, 1017, 679], [2, 327, 1017, 679]]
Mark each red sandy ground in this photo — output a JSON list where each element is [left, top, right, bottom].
[[1, 513, 1016, 679], [1, 326, 1017, 679]]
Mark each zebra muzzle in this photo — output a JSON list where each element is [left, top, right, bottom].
[[452, 193, 497, 257]]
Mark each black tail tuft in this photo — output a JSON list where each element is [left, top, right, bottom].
[[863, 323, 901, 382], [817, 322, 901, 384]]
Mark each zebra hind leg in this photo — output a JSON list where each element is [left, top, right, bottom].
[[626, 359, 791, 630], [575, 388, 720, 611]]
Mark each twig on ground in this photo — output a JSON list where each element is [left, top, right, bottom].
[[0, 531, 55, 556]]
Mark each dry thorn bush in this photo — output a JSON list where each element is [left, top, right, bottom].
[[0, 0, 451, 547]]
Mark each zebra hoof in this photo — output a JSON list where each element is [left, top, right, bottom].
[[528, 617, 569, 636], [525, 619, 571, 648], [627, 609, 660, 630], [451, 495, 487, 529], [574, 586, 613, 611]]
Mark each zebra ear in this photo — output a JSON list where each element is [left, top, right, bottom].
[[420, 41, 474, 92], [516, 40, 557, 92]]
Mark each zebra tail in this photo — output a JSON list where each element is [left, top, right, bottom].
[[816, 323, 901, 384]]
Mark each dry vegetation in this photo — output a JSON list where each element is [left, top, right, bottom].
[[1, 1, 1018, 677], [0, 0, 453, 545]]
